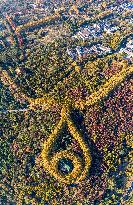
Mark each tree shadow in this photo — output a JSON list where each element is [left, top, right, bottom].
[[70, 108, 104, 178]]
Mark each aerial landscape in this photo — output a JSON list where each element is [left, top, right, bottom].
[[0, 0, 132, 204]]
